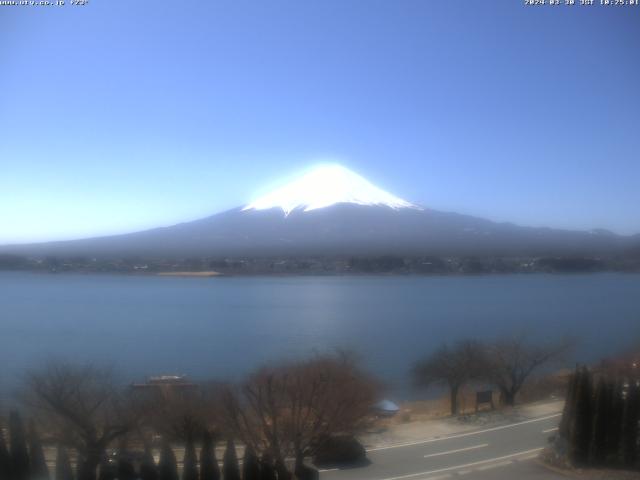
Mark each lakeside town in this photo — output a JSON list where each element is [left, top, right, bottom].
[[2, 254, 640, 276]]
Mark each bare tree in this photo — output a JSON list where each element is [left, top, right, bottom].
[[484, 335, 572, 406], [413, 340, 486, 415], [22, 361, 134, 480], [131, 380, 223, 442], [223, 353, 379, 471]]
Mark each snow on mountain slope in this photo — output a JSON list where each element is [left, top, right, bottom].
[[242, 164, 420, 215]]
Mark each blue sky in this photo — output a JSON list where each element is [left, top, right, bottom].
[[1, 0, 639, 243]]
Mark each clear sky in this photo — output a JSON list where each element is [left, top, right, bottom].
[[1, 0, 639, 244]]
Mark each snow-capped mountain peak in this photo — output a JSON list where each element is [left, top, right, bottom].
[[242, 164, 419, 215]]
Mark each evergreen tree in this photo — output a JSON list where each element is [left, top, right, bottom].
[[558, 368, 578, 440], [259, 453, 276, 480], [97, 462, 116, 480], [589, 378, 609, 465], [242, 446, 261, 480], [139, 447, 159, 480], [199, 431, 220, 480], [621, 381, 640, 467], [117, 454, 137, 480], [55, 445, 75, 480], [0, 429, 12, 480], [274, 458, 291, 480], [158, 442, 179, 480], [28, 423, 50, 480], [605, 380, 625, 464], [569, 367, 593, 466], [221, 440, 240, 480], [9, 411, 30, 480], [182, 434, 198, 480]]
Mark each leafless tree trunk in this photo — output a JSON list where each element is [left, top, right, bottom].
[[222, 352, 379, 469], [22, 361, 134, 480], [413, 340, 486, 415], [484, 335, 572, 406]]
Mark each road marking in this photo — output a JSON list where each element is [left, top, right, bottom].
[[542, 427, 558, 433], [378, 447, 543, 480], [476, 460, 512, 471], [318, 468, 338, 472], [516, 453, 541, 461], [423, 443, 488, 458], [367, 413, 561, 452]]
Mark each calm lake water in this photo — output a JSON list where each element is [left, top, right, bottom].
[[1, 272, 639, 398]]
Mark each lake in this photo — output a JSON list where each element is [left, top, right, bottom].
[[1, 272, 639, 399]]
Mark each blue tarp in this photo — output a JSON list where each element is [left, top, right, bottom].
[[375, 399, 400, 414]]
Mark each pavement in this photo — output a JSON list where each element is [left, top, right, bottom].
[[320, 403, 567, 480]]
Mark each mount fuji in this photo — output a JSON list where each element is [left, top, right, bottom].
[[2, 164, 638, 259]]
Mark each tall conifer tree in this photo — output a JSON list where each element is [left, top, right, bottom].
[[559, 368, 578, 440], [606, 380, 625, 464], [139, 447, 159, 480], [259, 453, 276, 480], [199, 431, 220, 480], [621, 381, 640, 467], [9, 411, 30, 480], [569, 367, 593, 465], [0, 429, 12, 480], [222, 440, 240, 480], [55, 445, 74, 480], [242, 446, 261, 480], [589, 378, 609, 465], [182, 434, 198, 480], [28, 423, 49, 480], [158, 442, 179, 480]]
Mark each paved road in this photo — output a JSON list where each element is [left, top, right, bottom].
[[320, 413, 565, 480]]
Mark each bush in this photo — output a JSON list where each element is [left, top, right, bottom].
[[312, 435, 367, 467]]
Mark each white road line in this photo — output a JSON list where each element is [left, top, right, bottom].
[[423, 443, 488, 458], [542, 427, 558, 433], [319, 468, 339, 472], [517, 453, 542, 461], [378, 447, 544, 480], [476, 460, 512, 471], [368, 413, 561, 452]]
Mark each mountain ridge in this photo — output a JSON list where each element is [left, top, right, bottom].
[[2, 203, 638, 259], [2, 165, 639, 260]]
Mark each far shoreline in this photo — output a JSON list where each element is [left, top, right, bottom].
[[156, 271, 222, 277]]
